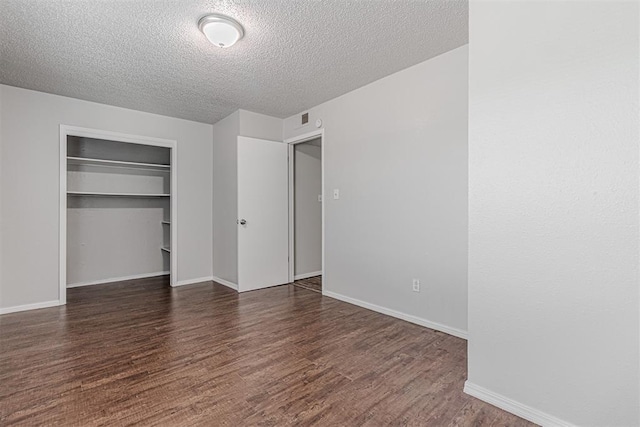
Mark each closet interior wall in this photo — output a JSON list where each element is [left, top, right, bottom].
[[66, 136, 171, 287]]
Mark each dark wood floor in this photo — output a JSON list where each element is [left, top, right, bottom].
[[293, 275, 322, 293], [0, 277, 533, 426]]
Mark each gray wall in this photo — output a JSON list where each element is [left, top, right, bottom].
[[67, 198, 169, 285], [283, 46, 469, 337], [467, 2, 639, 425], [239, 109, 283, 141], [212, 109, 283, 286], [294, 141, 322, 277], [0, 85, 213, 310], [212, 111, 239, 285]]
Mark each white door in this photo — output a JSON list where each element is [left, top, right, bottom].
[[237, 136, 289, 292]]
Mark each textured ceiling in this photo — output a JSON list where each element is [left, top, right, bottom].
[[0, 1, 468, 124]]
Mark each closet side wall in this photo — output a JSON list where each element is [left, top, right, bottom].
[[0, 85, 213, 311]]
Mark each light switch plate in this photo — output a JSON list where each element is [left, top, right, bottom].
[[333, 189, 340, 200]]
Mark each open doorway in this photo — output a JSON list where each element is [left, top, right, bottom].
[[287, 132, 323, 293]]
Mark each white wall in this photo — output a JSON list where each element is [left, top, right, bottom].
[[467, 2, 639, 426], [212, 111, 239, 285], [283, 46, 469, 337], [0, 87, 3, 305], [212, 109, 283, 286], [0, 85, 213, 310], [239, 109, 283, 142], [294, 141, 322, 277], [67, 198, 170, 286]]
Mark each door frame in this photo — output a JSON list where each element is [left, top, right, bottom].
[[284, 129, 325, 286], [59, 125, 178, 304]]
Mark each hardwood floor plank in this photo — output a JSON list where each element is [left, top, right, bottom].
[[0, 277, 533, 426], [293, 275, 322, 293]]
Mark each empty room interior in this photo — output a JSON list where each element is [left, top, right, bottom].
[[0, 1, 638, 426]]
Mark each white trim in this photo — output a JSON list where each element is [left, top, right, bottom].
[[66, 156, 171, 170], [294, 271, 322, 281], [60, 125, 177, 148], [59, 126, 67, 305], [170, 142, 178, 288], [212, 276, 239, 291], [67, 271, 170, 288], [0, 300, 61, 315], [59, 125, 179, 302], [463, 382, 576, 427], [322, 290, 468, 340], [284, 129, 325, 145], [175, 276, 214, 287], [288, 143, 295, 282], [286, 129, 325, 286], [67, 191, 170, 197]]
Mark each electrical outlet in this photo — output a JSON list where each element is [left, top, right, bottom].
[[412, 279, 420, 292], [333, 189, 340, 200]]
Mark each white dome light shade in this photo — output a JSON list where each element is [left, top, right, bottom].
[[199, 14, 244, 48]]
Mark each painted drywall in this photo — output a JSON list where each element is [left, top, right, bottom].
[[239, 110, 283, 142], [0, 88, 3, 305], [67, 198, 169, 285], [294, 141, 322, 277], [0, 84, 213, 310], [212, 111, 240, 285], [467, 1, 639, 426], [212, 109, 283, 286], [283, 46, 469, 337]]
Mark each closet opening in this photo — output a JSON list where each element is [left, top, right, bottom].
[[59, 126, 177, 304], [287, 131, 323, 293]]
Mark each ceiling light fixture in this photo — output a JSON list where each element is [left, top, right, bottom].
[[198, 14, 244, 48]]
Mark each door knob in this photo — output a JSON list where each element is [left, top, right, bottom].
[[238, 219, 247, 225]]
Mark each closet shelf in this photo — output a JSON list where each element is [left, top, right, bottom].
[[161, 246, 171, 253], [67, 191, 170, 197], [67, 156, 170, 171]]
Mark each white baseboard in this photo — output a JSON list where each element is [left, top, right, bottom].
[[67, 271, 170, 288], [0, 300, 62, 315], [322, 290, 468, 340], [212, 276, 239, 291], [174, 276, 214, 287], [294, 271, 322, 280], [464, 381, 575, 427]]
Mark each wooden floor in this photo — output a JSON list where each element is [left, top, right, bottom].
[[0, 277, 533, 426], [293, 275, 322, 293]]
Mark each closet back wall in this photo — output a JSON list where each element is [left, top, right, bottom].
[[0, 85, 213, 311]]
